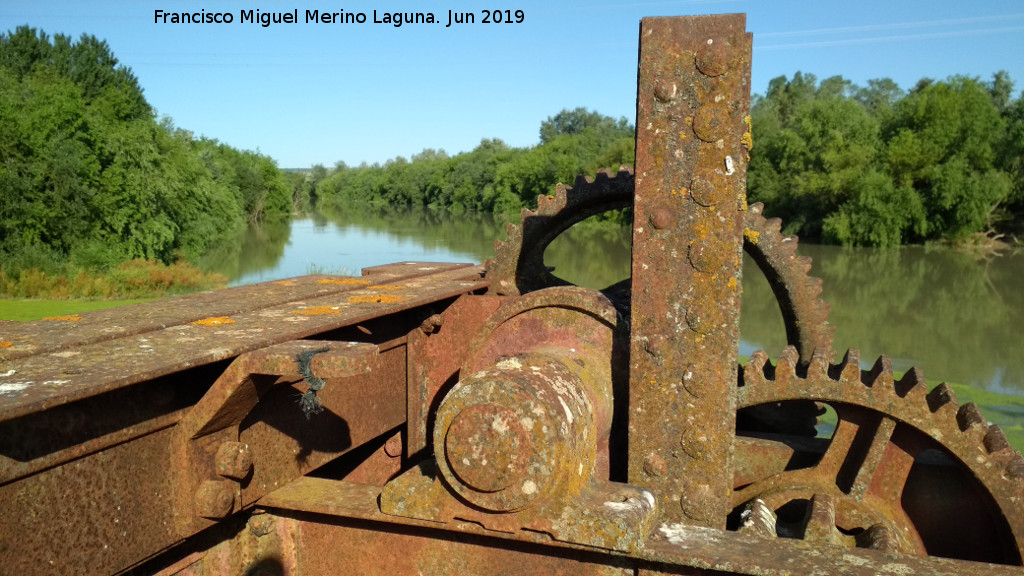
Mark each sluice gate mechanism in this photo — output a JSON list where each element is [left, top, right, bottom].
[[1, 14, 1022, 576]]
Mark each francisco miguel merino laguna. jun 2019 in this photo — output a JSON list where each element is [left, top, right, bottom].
[[152, 8, 526, 27]]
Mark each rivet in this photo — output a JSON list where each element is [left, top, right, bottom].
[[693, 102, 729, 143], [643, 453, 668, 477], [695, 37, 731, 77], [650, 209, 674, 230], [654, 82, 677, 103], [195, 480, 235, 519], [384, 434, 403, 458], [215, 441, 253, 481]]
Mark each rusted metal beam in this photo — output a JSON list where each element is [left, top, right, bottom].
[[0, 265, 485, 423], [629, 14, 752, 527]]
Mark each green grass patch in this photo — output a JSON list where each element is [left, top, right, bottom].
[[0, 259, 227, 300], [0, 298, 156, 322]]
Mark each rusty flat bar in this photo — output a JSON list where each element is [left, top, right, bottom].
[[0, 265, 485, 422], [0, 262, 476, 362], [261, 477, 1022, 576], [629, 14, 752, 527]]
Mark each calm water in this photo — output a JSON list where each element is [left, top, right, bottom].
[[199, 204, 1024, 397]]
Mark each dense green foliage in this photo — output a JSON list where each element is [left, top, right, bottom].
[[0, 26, 292, 280], [750, 72, 1023, 246], [315, 76, 1023, 247], [315, 107, 635, 215]]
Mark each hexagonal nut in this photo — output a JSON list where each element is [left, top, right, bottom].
[[216, 441, 253, 480], [195, 480, 235, 519]]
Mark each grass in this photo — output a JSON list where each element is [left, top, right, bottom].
[[0, 298, 155, 321], [0, 259, 227, 300]]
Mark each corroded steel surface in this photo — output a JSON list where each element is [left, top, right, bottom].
[[0, 264, 485, 421], [629, 14, 751, 528], [3, 13, 1024, 576]]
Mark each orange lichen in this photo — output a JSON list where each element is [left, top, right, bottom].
[[317, 279, 370, 286], [191, 316, 235, 326], [272, 280, 296, 286], [43, 314, 82, 322], [368, 285, 403, 291], [0, 341, 12, 348], [291, 306, 341, 316], [348, 294, 405, 304]]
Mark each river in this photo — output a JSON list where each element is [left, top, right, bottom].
[[198, 203, 1024, 397]]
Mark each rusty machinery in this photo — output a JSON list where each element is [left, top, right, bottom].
[[1, 14, 1023, 576]]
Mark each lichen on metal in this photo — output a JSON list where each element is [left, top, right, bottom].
[[1, 12, 1022, 576]]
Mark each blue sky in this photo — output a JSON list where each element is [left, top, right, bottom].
[[2, 1, 1022, 168]]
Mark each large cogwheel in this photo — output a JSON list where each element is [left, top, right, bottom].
[[484, 168, 834, 360], [733, 346, 1024, 565]]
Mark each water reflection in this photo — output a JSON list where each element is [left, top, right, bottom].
[[200, 206, 1023, 396]]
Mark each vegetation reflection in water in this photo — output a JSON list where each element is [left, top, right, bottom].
[[203, 204, 1024, 399]]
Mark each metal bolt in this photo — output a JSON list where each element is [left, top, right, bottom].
[[195, 480, 235, 519], [384, 434, 403, 458], [419, 314, 444, 335], [248, 512, 275, 537], [215, 441, 253, 481]]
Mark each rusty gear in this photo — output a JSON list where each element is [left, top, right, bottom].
[[484, 166, 635, 297], [484, 171, 834, 360], [733, 345, 1024, 564]]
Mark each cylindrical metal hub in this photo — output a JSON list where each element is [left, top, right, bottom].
[[434, 350, 604, 512]]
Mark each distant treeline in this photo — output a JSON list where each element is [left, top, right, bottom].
[[307, 108, 635, 221], [308, 73, 1024, 247], [750, 72, 1023, 246], [0, 26, 293, 277]]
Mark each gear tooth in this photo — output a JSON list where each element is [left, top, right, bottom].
[[776, 346, 800, 380], [618, 164, 634, 176], [984, 426, 1013, 456], [957, 403, 988, 433], [555, 182, 569, 195], [926, 383, 959, 414], [895, 367, 927, 399], [743, 351, 770, 386], [807, 347, 831, 379], [749, 202, 764, 215], [595, 168, 612, 180], [764, 217, 783, 235], [866, 356, 895, 389], [795, 255, 813, 275], [858, 524, 900, 552], [830, 349, 861, 383], [574, 174, 591, 188], [1005, 452, 1024, 480]]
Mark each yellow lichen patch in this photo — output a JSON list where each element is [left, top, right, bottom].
[[317, 278, 370, 286], [42, 314, 82, 322], [0, 341, 12, 348], [727, 277, 738, 290], [678, 131, 687, 140], [191, 316, 235, 326], [272, 280, 296, 286], [348, 294, 405, 304], [368, 285, 403, 291], [685, 117, 693, 125], [291, 306, 341, 316], [743, 228, 760, 245]]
